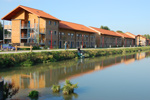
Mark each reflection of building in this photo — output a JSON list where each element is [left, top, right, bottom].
[[136, 52, 146, 60], [3, 52, 150, 89]]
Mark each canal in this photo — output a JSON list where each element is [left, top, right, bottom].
[[1, 52, 150, 100]]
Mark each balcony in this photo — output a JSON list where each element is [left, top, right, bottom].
[[4, 25, 12, 29], [21, 23, 38, 29], [21, 34, 28, 39], [4, 34, 11, 39], [39, 40, 45, 45], [40, 28, 46, 34]]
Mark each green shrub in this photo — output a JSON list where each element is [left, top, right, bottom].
[[62, 80, 78, 95], [0, 47, 150, 68], [28, 90, 39, 99], [51, 85, 60, 93]]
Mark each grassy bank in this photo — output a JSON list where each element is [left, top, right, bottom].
[[0, 47, 150, 68]]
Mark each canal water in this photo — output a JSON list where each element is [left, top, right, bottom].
[[1, 52, 150, 100]]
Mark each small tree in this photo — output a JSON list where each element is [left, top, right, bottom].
[[100, 25, 110, 30], [116, 30, 124, 33]]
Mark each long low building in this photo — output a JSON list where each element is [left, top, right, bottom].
[[1, 5, 149, 48]]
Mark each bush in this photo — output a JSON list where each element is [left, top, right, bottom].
[[28, 90, 39, 99], [51, 85, 60, 93], [62, 80, 78, 95], [0, 47, 150, 68]]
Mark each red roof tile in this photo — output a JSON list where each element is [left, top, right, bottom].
[[1, 5, 59, 21], [116, 32, 135, 39], [59, 21, 96, 33], [89, 26, 122, 37], [136, 35, 147, 39], [125, 32, 136, 38]]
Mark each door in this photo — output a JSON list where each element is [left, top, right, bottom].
[[59, 41, 61, 48], [71, 42, 73, 48]]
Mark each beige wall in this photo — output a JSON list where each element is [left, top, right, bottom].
[[135, 36, 146, 46], [11, 20, 21, 43]]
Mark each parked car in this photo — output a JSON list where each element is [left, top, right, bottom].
[[2, 44, 15, 50]]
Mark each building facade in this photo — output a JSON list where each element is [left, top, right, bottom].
[[1, 5, 95, 48], [90, 27, 123, 48]]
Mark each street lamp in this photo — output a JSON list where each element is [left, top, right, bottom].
[[50, 30, 53, 49]]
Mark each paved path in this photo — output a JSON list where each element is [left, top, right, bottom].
[[0, 47, 138, 55]]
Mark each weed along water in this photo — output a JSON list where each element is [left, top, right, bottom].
[[1, 52, 150, 100]]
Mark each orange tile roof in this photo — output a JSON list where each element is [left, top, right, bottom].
[[1, 5, 59, 21], [59, 21, 96, 33], [89, 26, 122, 37], [116, 32, 135, 39], [136, 35, 147, 39], [125, 32, 136, 38]]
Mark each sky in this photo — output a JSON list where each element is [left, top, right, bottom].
[[0, 0, 150, 35]]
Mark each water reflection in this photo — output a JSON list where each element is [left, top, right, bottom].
[[2, 52, 150, 90]]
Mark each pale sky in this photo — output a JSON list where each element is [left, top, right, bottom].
[[0, 0, 150, 35]]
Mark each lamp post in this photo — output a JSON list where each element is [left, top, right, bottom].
[[82, 34, 83, 48], [50, 30, 53, 49], [0, 78, 3, 100]]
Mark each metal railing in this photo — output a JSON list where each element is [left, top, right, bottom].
[[39, 40, 45, 44], [40, 28, 46, 34], [21, 23, 38, 29], [21, 34, 28, 38], [4, 34, 11, 39], [4, 25, 12, 29]]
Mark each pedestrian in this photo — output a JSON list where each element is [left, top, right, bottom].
[[64, 41, 67, 50]]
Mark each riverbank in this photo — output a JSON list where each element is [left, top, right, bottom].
[[0, 47, 150, 68]]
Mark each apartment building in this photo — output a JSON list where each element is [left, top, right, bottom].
[[135, 35, 147, 46], [89, 26, 123, 48], [116, 32, 135, 47], [59, 21, 96, 48], [1, 5, 96, 48]]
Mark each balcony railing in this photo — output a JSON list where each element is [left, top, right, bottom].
[[40, 28, 46, 34], [39, 40, 45, 44], [4, 34, 11, 39], [21, 34, 28, 38], [21, 23, 38, 29], [4, 25, 12, 29]]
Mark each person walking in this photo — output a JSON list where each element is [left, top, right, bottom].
[[64, 41, 67, 50]]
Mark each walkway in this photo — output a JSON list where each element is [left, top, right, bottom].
[[0, 47, 137, 55]]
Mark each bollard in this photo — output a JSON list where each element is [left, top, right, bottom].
[[0, 79, 4, 100], [30, 45, 32, 52], [109, 45, 111, 48]]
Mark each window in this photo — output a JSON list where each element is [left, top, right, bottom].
[[54, 31, 57, 35], [49, 20, 51, 25], [71, 33, 74, 36], [48, 41, 51, 45], [54, 21, 57, 26], [49, 30, 51, 35], [77, 34, 78, 36], [62, 32, 65, 35], [54, 41, 56, 45], [68, 33, 70, 36]]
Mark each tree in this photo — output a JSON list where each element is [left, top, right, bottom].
[[143, 34, 150, 39], [100, 25, 110, 30], [0, 22, 3, 40], [116, 30, 124, 33]]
